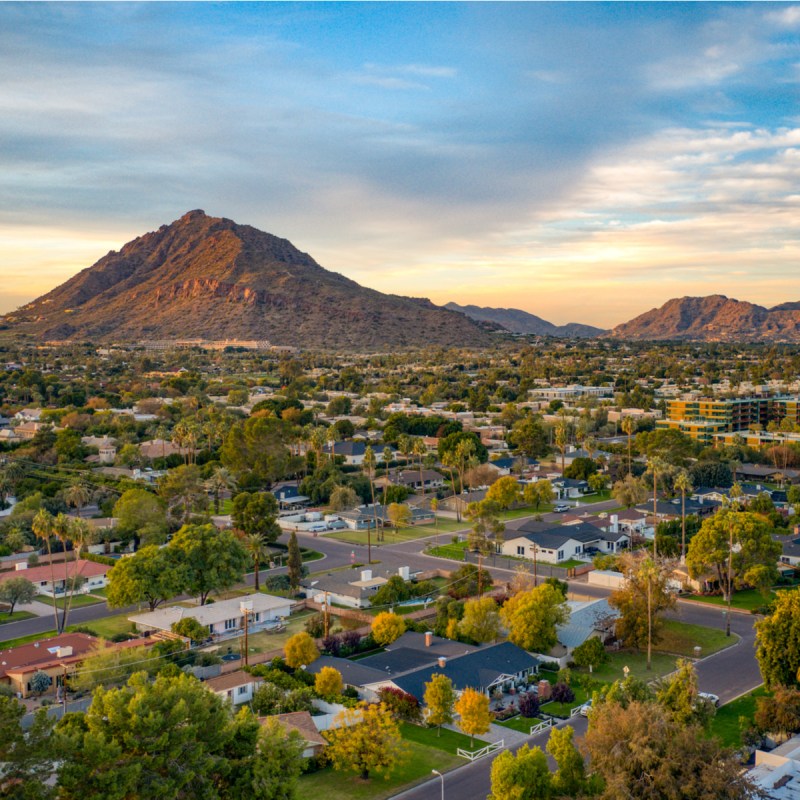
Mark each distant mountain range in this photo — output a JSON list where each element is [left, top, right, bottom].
[[609, 295, 800, 342], [444, 303, 606, 338], [2, 211, 493, 350], [4, 213, 800, 347]]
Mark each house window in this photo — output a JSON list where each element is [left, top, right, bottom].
[[224, 618, 237, 630], [517, 546, 525, 555], [237, 685, 248, 695], [557, 550, 564, 561]]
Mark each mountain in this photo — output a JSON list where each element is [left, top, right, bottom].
[[610, 295, 800, 342], [3, 211, 493, 350], [444, 302, 605, 338]]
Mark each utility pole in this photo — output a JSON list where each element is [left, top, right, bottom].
[[324, 591, 330, 638], [243, 609, 250, 666], [61, 663, 68, 715], [533, 543, 538, 585], [477, 553, 483, 596], [726, 523, 733, 637]]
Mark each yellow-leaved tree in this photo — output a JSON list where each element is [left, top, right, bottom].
[[455, 687, 493, 747], [324, 702, 407, 780], [314, 666, 343, 700], [284, 632, 319, 669], [371, 611, 406, 646], [423, 673, 456, 736]]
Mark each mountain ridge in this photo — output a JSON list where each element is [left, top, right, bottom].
[[444, 302, 605, 338], [4, 210, 494, 350]]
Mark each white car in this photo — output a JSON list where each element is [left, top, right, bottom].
[[553, 504, 571, 513], [697, 692, 720, 708], [579, 699, 593, 716]]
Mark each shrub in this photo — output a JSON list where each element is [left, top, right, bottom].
[[550, 682, 575, 705], [305, 613, 326, 638], [378, 686, 422, 722], [518, 693, 540, 718]]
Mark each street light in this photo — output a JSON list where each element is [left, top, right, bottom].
[[431, 769, 444, 800]]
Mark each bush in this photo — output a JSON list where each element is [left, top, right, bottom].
[[85, 552, 116, 567], [305, 613, 326, 638], [377, 686, 422, 722], [519, 693, 540, 718], [550, 682, 575, 705]]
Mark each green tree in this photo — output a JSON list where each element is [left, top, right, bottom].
[[56, 671, 237, 799], [283, 632, 319, 669], [158, 464, 208, 525], [241, 533, 270, 592], [106, 545, 184, 611], [112, 489, 168, 545], [251, 717, 306, 800], [71, 645, 159, 692], [172, 617, 210, 645], [571, 636, 609, 671], [458, 596, 501, 643], [328, 485, 359, 512], [612, 474, 648, 509], [489, 744, 551, 800], [655, 658, 713, 728], [204, 466, 237, 515], [455, 687, 493, 747], [686, 508, 781, 602], [221, 415, 292, 487], [500, 583, 570, 653], [386, 502, 412, 538], [523, 479, 554, 510], [371, 611, 406, 646], [324, 702, 406, 780], [756, 588, 800, 688], [286, 531, 303, 590], [231, 492, 281, 544], [547, 723, 595, 797], [466, 500, 504, 556], [423, 674, 456, 736], [30, 671, 52, 695], [0, 575, 36, 616], [168, 524, 248, 605], [0, 696, 56, 799], [448, 563, 493, 599], [508, 416, 549, 460]]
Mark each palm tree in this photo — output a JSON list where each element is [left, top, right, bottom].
[[673, 470, 693, 563], [32, 509, 60, 632], [241, 533, 269, 591], [646, 456, 671, 558], [554, 412, 570, 474], [205, 466, 237, 514], [621, 416, 636, 476], [362, 445, 377, 564], [51, 513, 79, 633], [63, 482, 91, 516], [413, 437, 427, 496]]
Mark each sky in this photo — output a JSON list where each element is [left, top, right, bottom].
[[1, 2, 799, 327]]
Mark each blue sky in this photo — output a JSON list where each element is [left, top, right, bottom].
[[2, 2, 799, 326]]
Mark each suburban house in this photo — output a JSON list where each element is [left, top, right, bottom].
[[271, 483, 311, 511], [0, 559, 111, 597], [441, 489, 488, 516], [356, 635, 540, 702], [0, 633, 155, 698], [81, 435, 117, 464], [204, 669, 263, 705], [552, 477, 590, 499], [748, 733, 800, 798], [270, 712, 328, 758], [336, 503, 434, 531], [302, 566, 414, 609], [14, 408, 43, 422], [322, 441, 385, 466], [776, 531, 800, 567], [487, 456, 538, 476], [530, 598, 618, 668], [127, 594, 292, 638], [501, 521, 631, 564], [373, 469, 445, 492]]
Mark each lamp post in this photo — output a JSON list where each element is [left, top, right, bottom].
[[432, 769, 444, 800]]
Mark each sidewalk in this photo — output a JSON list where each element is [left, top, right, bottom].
[[17, 599, 59, 618]]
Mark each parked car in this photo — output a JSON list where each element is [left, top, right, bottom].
[[697, 691, 720, 708], [579, 699, 593, 716], [553, 504, 571, 512]]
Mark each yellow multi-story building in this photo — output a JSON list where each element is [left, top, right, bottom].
[[659, 396, 800, 443]]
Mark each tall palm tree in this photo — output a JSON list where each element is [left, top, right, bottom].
[[673, 470, 693, 563], [241, 533, 269, 591], [621, 416, 636, 476], [64, 482, 91, 516], [554, 412, 570, 474], [51, 513, 78, 634], [32, 509, 60, 632], [205, 466, 237, 514], [646, 456, 671, 558], [413, 437, 427, 496], [362, 445, 377, 564]]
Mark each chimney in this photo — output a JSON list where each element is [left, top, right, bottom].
[[398, 566, 410, 581], [437, 656, 447, 669], [425, 631, 433, 647], [56, 646, 73, 658], [610, 514, 619, 534], [361, 569, 372, 582], [14, 562, 28, 571]]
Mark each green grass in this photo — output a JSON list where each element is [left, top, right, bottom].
[[653, 619, 738, 658], [496, 715, 544, 734], [427, 539, 470, 560], [398, 721, 485, 754], [68, 610, 136, 640], [540, 685, 589, 717], [708, 685, 768, 747], [0, 610, 37, 625], [296, 741, 462, 800], [686, 587, 794, 612], [51, 593, 105, 610], [220, 499, 233, 514], [323, 521, 462, 546], [0, 629, 58, 648], [576, 651, 681, 683]]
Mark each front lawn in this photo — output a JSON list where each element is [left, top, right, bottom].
[[686, 587, 792, 612], [427, 540, 470, 560], [296, 740, 462, 800], [576, 651, 680, 683], [0, 610, 37, 625], [540, 685, 589, 718], [68, 610, 136, 640], [0, 629, 58, 648], [654, 619, 738, 658], [496, 715, 544, 734], [708, 685, 769, 747], [398, 721, 485, 754], [52, 593, 106, 610]]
